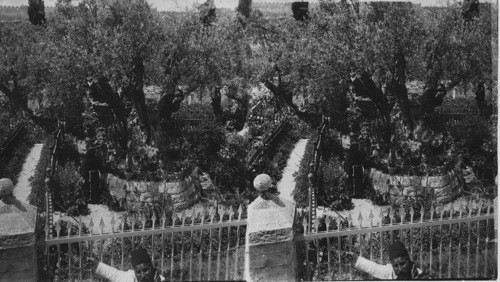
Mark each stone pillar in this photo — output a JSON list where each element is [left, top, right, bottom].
[[245, 174, 297, 282], [0, 178, 38, 282]]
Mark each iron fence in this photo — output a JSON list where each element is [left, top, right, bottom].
[[295, 199, 496, 280], [37, 204, 247, 281]]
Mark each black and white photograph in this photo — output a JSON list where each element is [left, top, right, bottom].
[[0, 0, 497, 280]]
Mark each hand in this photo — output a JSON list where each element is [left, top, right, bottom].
[[344, 251, 359, 265], [88, 256, 100, 271]]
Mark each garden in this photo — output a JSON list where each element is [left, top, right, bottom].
[[0, 0, 497, 280]]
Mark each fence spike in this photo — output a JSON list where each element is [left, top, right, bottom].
[[131, 214, 137, 231], [379, 207, 384, 226], [314, 216, 320, 233], [467, 199, 473, 217], [420, 206, 424, 223], [228, 206, 235, 221], [458, 201, 464, 218], [209, 207, 216, 222], [358, 211, 363, 228], [140, 213, 146, 230], [110, 214, 116, 233], [389, 207, 394, 224], [439, 205, 445, 220], [78, 220, 83, 236], [368, 209, 374, 227], [151, 212, 157, 229], [99, 217, 105, 234], [161, 211, 167, 228], [399, 207, 406, 223], [486, 199, 492, 215], [302, 216, 308, 233], [238, 204, 244, 220], [477, 200, 483, 215], [171, 213, 177, 227], [200, 206, 208, 223], [449, 202, 454, 219], [430, 204, 435, 220], [325, 215, 331, 231], [89, 217, 94, 234], [336, 214, 342, 230], [67, 220, 72, 237], [409, 206, 414, 223]]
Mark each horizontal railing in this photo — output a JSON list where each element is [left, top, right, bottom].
[[37, 204, 247, 281], [295, 198, 496, 280]]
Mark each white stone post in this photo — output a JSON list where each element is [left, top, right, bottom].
[[245, 174, 297, 282], [0, 178, 38, 282]]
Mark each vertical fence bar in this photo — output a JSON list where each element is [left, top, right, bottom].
[[466, 200, 472, 278], [199, 208, 207, 280], [348, 213, 353, 280], [216, 207, 223, 280], [170, 214, 176, 281], [419, 206, 424, 268], [233, 205, 243, 280], [225, 207, 234, 281], [207, 207, 215, 280], [161, 212, 166, 275], [67, 221, 72, 280], [447, 204, 454, 278], [475, 201, 482, 278], [179, 211, 186, 281], [187, 210, 195, 281], [429, 205, 434, 277], [326, 217, 332, 278], [438, 206, 444, 278]]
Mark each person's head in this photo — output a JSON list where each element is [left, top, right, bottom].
[[131, 247, 156, 282], [388, 241, 414, 279]]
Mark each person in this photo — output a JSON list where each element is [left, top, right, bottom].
[[347, 241, 431, 280], [90, 247, 165, 282]]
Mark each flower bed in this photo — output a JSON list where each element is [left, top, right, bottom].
[[369, 168, 464, 205]]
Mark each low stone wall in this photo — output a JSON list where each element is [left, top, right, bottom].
[[370, 168, 464, 204], [105, 169, 204, 212]]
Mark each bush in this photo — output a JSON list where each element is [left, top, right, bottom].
[[210, 133, 249, 195], [181, 120, 226, 171], [52, 161, 89, 216], [447, 115, 496, 184], [28, 136, 54, 210], [317, 156, 353, 211], [293, 135, 315, 207]]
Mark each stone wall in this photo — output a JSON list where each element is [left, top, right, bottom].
[[105, 168, 206, 212], [369, 168, 464, 204]]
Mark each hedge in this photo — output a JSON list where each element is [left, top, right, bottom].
[[28, 135, 54, 211]]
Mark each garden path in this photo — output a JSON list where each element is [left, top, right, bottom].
[[276, 139, 309, 202], [13, 143, 44, 202]]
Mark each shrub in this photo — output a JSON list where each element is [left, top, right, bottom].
[[52, 161, 89, 216], [210, 133, 249, 195], [181, 120, 226, 171], [447, 115, 496, 184], [28, 136, 54, 210], [317, 156, 353, 211], [293, 135, 315, 207]]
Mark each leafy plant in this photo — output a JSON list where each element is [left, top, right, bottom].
[[52, 161, 89, 216]]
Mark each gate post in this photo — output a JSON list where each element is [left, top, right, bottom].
[[0, 179, 38, 282], [245, 174, 297, 282]]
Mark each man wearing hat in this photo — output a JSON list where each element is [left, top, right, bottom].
[[92, 247, 165, 282], [348, 241, 430, 280]]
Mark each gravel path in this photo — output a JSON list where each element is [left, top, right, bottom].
[[13, 143, 44, 202], [276, 139, 309, 202]]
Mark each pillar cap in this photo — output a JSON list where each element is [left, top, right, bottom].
[[253, 174, 272, 192], [0, 178, 14, 197]]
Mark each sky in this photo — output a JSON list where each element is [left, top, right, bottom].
[[0, 0, 482, 11]]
